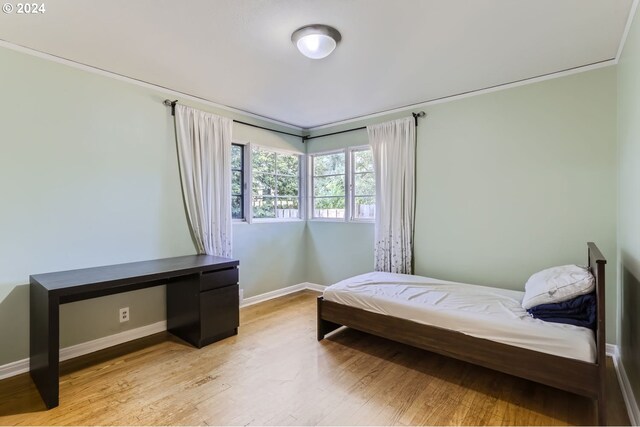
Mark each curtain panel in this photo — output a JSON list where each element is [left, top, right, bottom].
[[175, 104, 233, 257], [367, 117, 416, 274]]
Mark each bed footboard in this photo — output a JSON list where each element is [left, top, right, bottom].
[[317, 297, 342, 340]]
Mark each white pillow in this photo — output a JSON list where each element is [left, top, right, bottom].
[[521, 264, 595, 310]]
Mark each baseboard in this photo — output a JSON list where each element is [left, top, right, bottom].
[[0, 357, 29, 381], [58, 321, 167, 362], [0, 283, 325, 381], [609, 344, 640, 426], [0, 320, 167, 381], [240, 282, 324, 307], [304, 282, 327, 292]]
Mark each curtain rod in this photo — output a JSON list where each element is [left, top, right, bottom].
[[163, 99, 305, 141], [163, 100, 426, 143], [301, 111, 426, 142]]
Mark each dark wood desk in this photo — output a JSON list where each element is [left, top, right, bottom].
[[30, 255, 239, 409]]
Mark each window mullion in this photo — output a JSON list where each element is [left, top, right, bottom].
[[305, 155, 315, 219], [345, 148, 351, 222], [246, 142, 253, 224], [299, 154, 306, 220]]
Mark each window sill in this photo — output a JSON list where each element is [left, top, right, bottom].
[[251, 218, 305, 224], [309, 218, 375, 224]]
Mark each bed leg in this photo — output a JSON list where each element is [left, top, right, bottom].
[[317, 296, 341, 341], [597, 396, 607, 425]]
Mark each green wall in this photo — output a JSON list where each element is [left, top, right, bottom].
[[306, 68, 618, 342], [0, 42, 621, 369], [617, 4, 640, 412], [0, 46, 306, 365]]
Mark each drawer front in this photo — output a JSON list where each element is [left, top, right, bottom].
[[200, 267, 238, 291], [200, 284, 239, 340]]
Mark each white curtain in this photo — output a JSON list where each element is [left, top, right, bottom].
[[174, 104, 233, 257], [367, 117, 416, 274]]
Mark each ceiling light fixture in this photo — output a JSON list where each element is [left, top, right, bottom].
[[291, 24, 341, 59]]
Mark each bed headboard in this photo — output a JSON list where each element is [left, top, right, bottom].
[[587, 242, 607, 369]]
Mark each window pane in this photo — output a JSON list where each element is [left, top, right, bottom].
[[276, 197, 299, 219], [252, 172, 275, 196], [232, 196, 243, 219], [277, 176, 299, 197], [354, 172, 375, 196], [250, 147, 301, 221], [313, 197, 345, 219], [277, 154, 299, 176], [354, 149, 373, 173], [313, 152, 345, 176], [231, 144, 243, 170], [313, 175, 345, 197], [252, 148, 276, 174], [354, 196, 375, 219], [232, 170, 242, 195], [252, 196, 275, 219]]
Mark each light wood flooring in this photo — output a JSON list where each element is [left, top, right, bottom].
[[0, 290, 630, 425]]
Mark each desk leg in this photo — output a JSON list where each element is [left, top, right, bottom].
[[29, 282, 59, 409]]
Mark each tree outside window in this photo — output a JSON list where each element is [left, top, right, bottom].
[[312, 152, 346, 219], [252, 147, 300, 219]]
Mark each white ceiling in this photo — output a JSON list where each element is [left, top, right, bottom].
[[0, 0, 633, 129]]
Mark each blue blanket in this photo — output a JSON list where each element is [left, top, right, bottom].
[[526, 293, 596, 330]]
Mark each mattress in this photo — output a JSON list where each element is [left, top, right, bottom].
[[323, 271, 596, 363]]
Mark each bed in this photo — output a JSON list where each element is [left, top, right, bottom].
[[317, 242, 607, 425]]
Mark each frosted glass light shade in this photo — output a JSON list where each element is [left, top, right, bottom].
[[296, 34, 336, 59], [292, 25, 341, 59]]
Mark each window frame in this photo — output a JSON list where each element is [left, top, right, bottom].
[[348, 145, 376, 223], [308, 145, 375, 223], [308, 148, 349, 222], [230, 141, 251, 224], [231, 142, 246, 221], [249, 143, 305, 223]]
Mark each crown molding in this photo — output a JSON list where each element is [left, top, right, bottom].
[[0, 39, 304, 132], [307, 59, 616, 132], [0, 31, 624, 135], [616, 0, 639, 63]]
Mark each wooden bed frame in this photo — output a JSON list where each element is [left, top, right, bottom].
[[317, 242, 607, 425]]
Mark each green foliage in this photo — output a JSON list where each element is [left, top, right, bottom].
[[312, 149, 375, 218], [312, 153, 346, 209], [313, 175, 344, 197], [313, 152, 345, 175], [231, 145, 244, 219], [252, 147, 300, 218], [354, 149, 373, 173], [314, 196, 345, 210], [233, 146, 375, 220], [354, 172, 374, 196], [231, 144, 243, 170]]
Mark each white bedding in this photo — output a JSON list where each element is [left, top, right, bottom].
[[323, 271, 596, 363]]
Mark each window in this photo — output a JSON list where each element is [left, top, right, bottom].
[[310, 146, 375, 221], [251, 146, 301, 220], [231, 144, 244, 220], [351, 148, 375, 220], [311, 151, 346, 219]]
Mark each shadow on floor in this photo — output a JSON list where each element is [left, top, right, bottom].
[[321, 327, 629, 426], [0, 332, 179, 417]]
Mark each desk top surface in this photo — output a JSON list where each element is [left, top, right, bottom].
[[30, 255, 239, 292]]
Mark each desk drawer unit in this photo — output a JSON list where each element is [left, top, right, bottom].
[[201, 267, 239, 291], [167, 265, 240, 348]]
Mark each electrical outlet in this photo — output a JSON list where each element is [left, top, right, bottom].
[[119, 307, 129, 323]]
